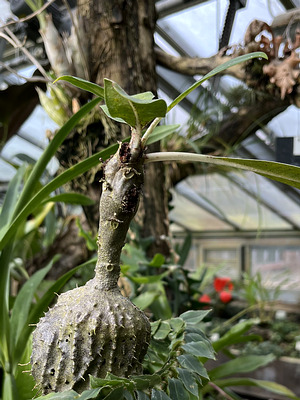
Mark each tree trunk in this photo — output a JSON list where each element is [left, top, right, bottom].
[[77, 0, 170, 256]]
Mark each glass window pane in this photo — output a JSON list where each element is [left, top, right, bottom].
[[203, 248, 239, 279], [250, 246, 300, 303]]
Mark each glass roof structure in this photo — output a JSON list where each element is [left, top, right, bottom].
[[1, 0, 300, 235]]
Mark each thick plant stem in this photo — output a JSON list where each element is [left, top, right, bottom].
[[95, 134, 144, 289]]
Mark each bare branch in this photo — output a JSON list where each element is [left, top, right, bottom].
[[0, 61, 48, 83], [3, 26, 49, 81], [155, 47, 246, 80], [0, 0, 56, 29]]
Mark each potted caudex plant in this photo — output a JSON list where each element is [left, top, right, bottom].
[[1, 51, 300, 400]]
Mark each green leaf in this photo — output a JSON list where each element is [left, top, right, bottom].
[[0, 142, 117, 253], [177, 354, 209, 380], [128, 271, 168, 284], [42, 192, 95, 206], [177, 368, 199, 396], [103, 387, 125, 400], [76, 218, 97, 251], [124, 390, 134, 400], [136, 391, 150, 400], [13, 97, 102, 219], [0, 165, 26, 235], [167, 52, 267, 112], [77, 388, 102, 399], [153, 321, 171, 340], [213, 319, 257, 352], [103, 79, 167, 128], [150, 320, 161, 336], [209, 354, 275, 380], [0, 97, 104, 252], [169, 317, 185, 334], [151, 389, 172, 400], [146, 152, 300, 190], [90, 374, 131, 389], [35, 390, 79, 399], [133, 291, 159, 310], [168, 378, 189, 400], [178, 234, 192, 267], [14, 335, 37, 399], [130, 374, 161, 390], [180, 310, 211, 325], [149, 253, 165, 267], [54, 75, 104, 98], [182, 341, 215, 359], [214, 377, 298, 399], [10, 256, 59, 349], [145, 124, 180, 146]]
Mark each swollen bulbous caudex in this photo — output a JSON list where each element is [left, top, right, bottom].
[[31, 281, 150, 394], [31, 140, 151, 394]]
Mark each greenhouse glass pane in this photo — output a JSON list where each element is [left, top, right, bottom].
[[229, 170, 300, 227], [169, 189, 233, 231], [184, 173, 292, 230], [159, 0, 228, 57], [250, 246, 300, 303], [230, 0, 285, 45]]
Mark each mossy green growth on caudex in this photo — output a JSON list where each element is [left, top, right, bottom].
[[31, 128, 151, 394]]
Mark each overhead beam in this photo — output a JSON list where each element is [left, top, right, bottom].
[[156, 0, 207, 19]]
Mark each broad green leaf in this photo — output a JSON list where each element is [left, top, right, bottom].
[[54, 75, 104, 98], [124, 390, 134, 400], [13, 258, 97, 363], [145, 152, 300, 190], [153, 321, 171, 340], [177, 368, 199, 396], [185, 332, 212, 347], [145, 124, 180, 146], [128, 271, 168, 284], [136, 391, 150, 400], [133, 291, 159, 310], [103, 79, 167, 128], [168, 378, 189, 400], [42, 192, 95, 206], [35, 390, 79, 399], [209, 354, 275, 380], [182, 341, 215, 359], [149, 253, 165, 267], [178, 234, 192, 267], [180, 310, 211, 324], [130, 374, 161, 390], [213, 319, 257, 352], [101, 104, 128, 124], [177, 354, 209, 380], [215, 377, 298, 399], [90, 374, 132, 390], [10, 256, 59, 349], [150, 291, 173, 320], [102, 387, 125, 400], [167, 52, 267, 112], [150, 320, 161, 336], [77, 388, 102, 399], [169, 317, 185, 334], [151, 389, 172, 400]]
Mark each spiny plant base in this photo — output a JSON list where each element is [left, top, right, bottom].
[[31, 136, 151, 394]]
